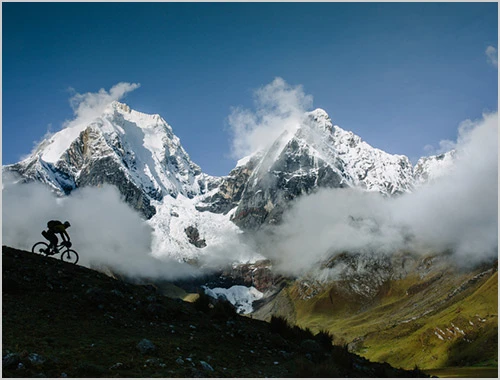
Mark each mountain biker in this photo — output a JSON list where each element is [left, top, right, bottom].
[[43, 220, 71, 254]]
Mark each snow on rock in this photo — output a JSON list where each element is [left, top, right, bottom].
[[148, 191, 264, 264], [231, 108, 418, 229], [149, 194, 239, 260], [329, 124, 414, 195], [413, 150, 456, 185], [203, 285, 264, 314], [25, 101, 217, 201], [236, 154, 253, 168]]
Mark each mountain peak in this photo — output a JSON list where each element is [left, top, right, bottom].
[[110, 101, 132, 113], [5, 102, 218, 218], [305, 108, 333, 133]]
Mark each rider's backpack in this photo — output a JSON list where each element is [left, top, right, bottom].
[[47, 220, 62, 230]]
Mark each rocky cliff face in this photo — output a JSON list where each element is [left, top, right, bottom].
[[195, 154, 262, 215], [221, 109, 416, 230]]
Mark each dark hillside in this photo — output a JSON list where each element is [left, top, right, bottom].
[[2, 246, 429, 378]]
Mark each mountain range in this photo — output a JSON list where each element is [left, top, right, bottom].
[[4, 101, 496, 373], [4, 101, 455, 254]]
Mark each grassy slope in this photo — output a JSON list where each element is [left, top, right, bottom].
[[283, 265, 498, 371]]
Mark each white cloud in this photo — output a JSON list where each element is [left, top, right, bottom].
[[423, 113, 492, 156], [393, 112, 498, 263], [486, 45, 498, 68], [1, 180, 200, 280], [228, 77, 313, 159], [424, 139, 456, 156], [65, 82, 140, 130]]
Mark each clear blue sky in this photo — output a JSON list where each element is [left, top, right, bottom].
[[3, 2, 498, 176]]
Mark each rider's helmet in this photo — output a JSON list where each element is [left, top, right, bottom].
[[64, 221, 71, 228]]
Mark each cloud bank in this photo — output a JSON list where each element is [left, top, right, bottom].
[[2, 181, 200, 280], [261, 112, 498, 275], [228, 77, 313, 159]]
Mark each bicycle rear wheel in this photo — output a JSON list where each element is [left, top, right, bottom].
[[32, 242, 50, 255], [60, 249, 79, 264]]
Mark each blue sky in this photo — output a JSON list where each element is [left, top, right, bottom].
[[3, 2, 498, 176]]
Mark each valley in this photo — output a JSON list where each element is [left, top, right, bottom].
[[178, 250, 498, 373]]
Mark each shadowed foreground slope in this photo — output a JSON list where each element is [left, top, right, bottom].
[[2, 246, 429, 378]]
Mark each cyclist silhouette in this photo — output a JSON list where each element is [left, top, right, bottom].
[[42, 220, 71, 254]]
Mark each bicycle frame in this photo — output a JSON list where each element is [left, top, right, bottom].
[[48, 241, 71, 254]]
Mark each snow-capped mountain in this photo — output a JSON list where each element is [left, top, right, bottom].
[[4, 102, 219, 218], [201, 109, 416, 229], [3, 102, 455, 258]]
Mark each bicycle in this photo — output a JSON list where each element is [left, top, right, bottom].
[[31, 240, 79, 264]]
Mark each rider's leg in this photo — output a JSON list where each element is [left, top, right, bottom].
[[53, 235, 60, 253], [47, 231, 58, 254]]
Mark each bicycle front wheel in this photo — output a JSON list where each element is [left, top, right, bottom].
[[60, 249, 79, 264], [32, 242, 50, 255]]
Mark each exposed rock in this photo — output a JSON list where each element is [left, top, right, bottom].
[[347, 336, 366, 352], [231, 129, 347, 230], [313, 251, 421, 299], [28, 353, 46, 365], [145, 358, 164, 367], [136, 339, 156, 354], [207, 260, 283, 292], [199, 360, 214, 372], [3, 353, 20, 369], [77, 155, 157, 219], [196, 155, 260, 214], [185, 226, 207, 248], [109, 362, 123, 370]]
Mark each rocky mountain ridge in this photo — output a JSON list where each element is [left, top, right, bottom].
[[4, 102, 453, 222]]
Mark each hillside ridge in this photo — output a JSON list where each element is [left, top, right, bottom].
[[2, 245, 432, 378]]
